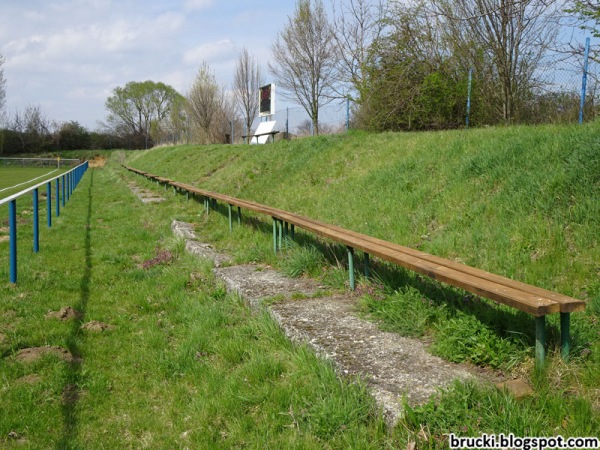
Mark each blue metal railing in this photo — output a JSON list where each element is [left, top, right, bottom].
[[0, 161, 89, 283]]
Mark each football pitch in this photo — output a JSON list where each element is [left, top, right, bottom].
[[0, 167, 65, 200]]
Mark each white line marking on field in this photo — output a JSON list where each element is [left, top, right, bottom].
[[0, 169, 60, 193]]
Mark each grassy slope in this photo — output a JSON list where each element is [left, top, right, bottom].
[[129, 124, 600, 299]]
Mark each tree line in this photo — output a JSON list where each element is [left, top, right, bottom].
[[0, 0, 597, 152]]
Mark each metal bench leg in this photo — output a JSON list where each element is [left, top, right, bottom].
[[364, 252, 370, 278], [273, 218, 277, 254], [228, 204, 233, 231], [347, 246, 355, 291], [278, 220, 283, 251], [238, 207, 241, 225], [291, 224, 295, 239], [535, 316, 546, 370], [561, 312, 571, 360]]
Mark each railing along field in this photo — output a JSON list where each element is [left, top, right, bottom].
[[124, 165, 586, 370], [1, 161, 89, 283]]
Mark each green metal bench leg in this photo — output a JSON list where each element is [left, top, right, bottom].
[[278, 220, 283, 251], [347, 246, 355, 291], [364, 252, 370, 278], [228, 204, 233, 231], [273, 218, 277, 254], [535, 316, 546, 370], [291, 224, 295, 239], [561, 312, 571, 360], [238, 207, 241, 225]]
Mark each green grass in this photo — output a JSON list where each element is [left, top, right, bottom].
[[1, 123, 599, 447], [0, 159, 394, 448], [122, 123, 599, 443], [0, 167, 70, 200]]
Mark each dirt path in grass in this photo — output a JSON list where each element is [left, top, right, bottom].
[[172, 220, 501, 425]]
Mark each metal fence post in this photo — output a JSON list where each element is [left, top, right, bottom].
[[579, 37, 590, 124], [33, 188, 39, 253], [56, 178, 60, 217], [466, 68, 473, 128], [9, 200, 17, 283], [47, 182, 52, 228]]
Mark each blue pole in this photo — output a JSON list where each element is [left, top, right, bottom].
[[9, 200, 17, 283], [46, 182, 52, 228], [466, 68, 473, 128], [67, 172, 71, 201], [33, 189, 39, 253], [56, 178, 60, 217], [346, 97, 350, 131], [62, 174, 66, 207], [579, 37, 590, 124]]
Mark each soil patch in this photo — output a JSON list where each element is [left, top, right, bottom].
[[45, 306, 82, 320], [0, 236, 8, 243], [17, 374, 42, 385], [15, 346, 78, 363], [88, 156, 106, 168], [81, 321, 114, 332]]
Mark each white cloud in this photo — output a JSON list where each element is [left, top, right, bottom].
[[183, 39, 234, 65], [184, 0, 213, 11]]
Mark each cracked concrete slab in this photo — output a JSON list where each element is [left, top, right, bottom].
[[172, 220, 487, 425]]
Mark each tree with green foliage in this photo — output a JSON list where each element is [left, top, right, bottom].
[[55, 121, 91, 150], [568, 0, 600, 37], [270, 0, 337, 135], [105, 80, 182, 149]]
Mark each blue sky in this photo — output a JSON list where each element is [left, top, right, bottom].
[[1, 0, 297, 128]]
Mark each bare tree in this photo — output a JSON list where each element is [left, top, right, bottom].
[[270, 0, 338, 135], [187, 61, 225, 144], [0, 53, 6, 124], [430, 0, 564, 123], [233, 48, 264, 136], [330, 0, 388, 100]]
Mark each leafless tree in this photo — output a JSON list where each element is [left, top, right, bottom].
[[233, 48, 264, 136], [187, 61, 224, 144], [330, 0, 388, 100], [270, 0, 338, 135], [0, 53, 6, 125], [430, 0, 564, 123]]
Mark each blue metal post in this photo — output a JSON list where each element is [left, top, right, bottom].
[[46, 182, 52, 228], [33, 189, 39, 253], [66, 173, 70, 201], [56, 178, 60, 217], [9, 200, 17, 283], [346, 97, 350, 131], [62, 175, 66, 207], [466, 68, 473, 128], [579, 37, 590, 124]]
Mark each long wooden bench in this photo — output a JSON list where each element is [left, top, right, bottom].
[[123, 165, 586, 368]]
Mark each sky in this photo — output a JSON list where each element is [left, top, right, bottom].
[[0, 0, 298, 129]]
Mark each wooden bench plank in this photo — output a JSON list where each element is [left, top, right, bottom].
[[123, 167, 584, 317]]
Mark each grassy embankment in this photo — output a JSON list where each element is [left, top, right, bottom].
[[0, 124, 598, 447], [127, 123, 600, 440]]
